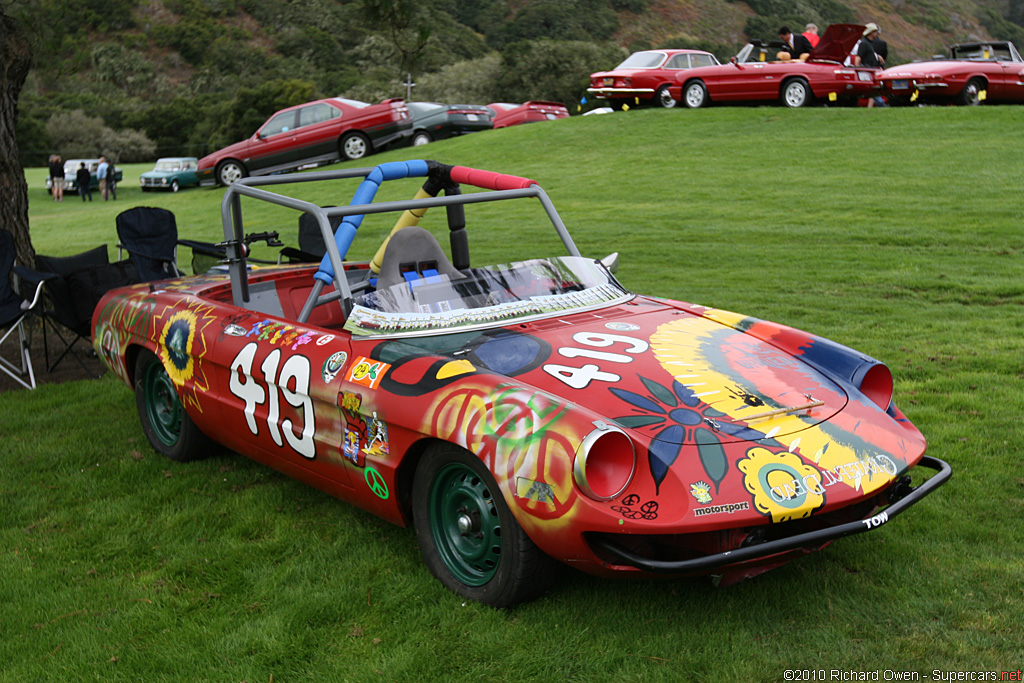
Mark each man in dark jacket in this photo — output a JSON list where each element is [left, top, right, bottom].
[[76, 163, 93, 202], [778, 26, 813, 60]]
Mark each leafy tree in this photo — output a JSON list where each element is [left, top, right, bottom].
[[496, 39, 626, 108], [360, 0, 432, 78], [489, 0, 619, 49], [222, 79, 318, 143], [415, 53, 503, 104], [44, 109, 156, 162], [91, 43, 155, 97]]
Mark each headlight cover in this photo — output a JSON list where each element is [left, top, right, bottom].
[[574, 421, 636, 501]]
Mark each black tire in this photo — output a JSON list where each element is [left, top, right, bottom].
[[134, 350, 217, 462], [216, 159, 247, 186], [412, 131, 432, 146], [654, 85, 677, 108], [340, 132, 371, 161], [782, 78, 811, 108], [170, 179, 180, 193], [412, 443, 558, 607], [956, 77, 985, 106], [683, 80, 709, 108]]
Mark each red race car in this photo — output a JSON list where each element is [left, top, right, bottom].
[[588, 49, 721, 108], [485, 101, 570, 128], [676, 24, 881, 108], [93, 160, 949, 606], [879, 41, 1024, 106], [197, 97, 412, 186]]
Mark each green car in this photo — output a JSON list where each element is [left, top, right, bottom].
[[140, 157, 200, 192]]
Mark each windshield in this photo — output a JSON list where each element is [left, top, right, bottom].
[[344, 256, 631, 338], [155, 160, 189, 171], [614, 51, 666, 69]]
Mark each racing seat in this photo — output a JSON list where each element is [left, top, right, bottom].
[[279, 210, 334, 263], [116, 207, 184, 281], [376, 226, 462, 291], [0, 231, 48, 389]]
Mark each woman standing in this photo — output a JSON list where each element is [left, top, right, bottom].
[[48, 154, 65, 202]]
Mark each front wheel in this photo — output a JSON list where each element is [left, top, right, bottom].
[[683, 81, 709, 108], [956, 77, 985, 106], [216, 160, 247, 186], [654, 85, 677, 108], [340, 132, 371, 161], [134, 350, 217, 462], [782, 78, 811, 108], [412, 443, 558, 607]]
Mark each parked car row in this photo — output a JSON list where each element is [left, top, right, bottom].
[[588, 24, 1024, 109]]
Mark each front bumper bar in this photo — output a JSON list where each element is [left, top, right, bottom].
[[592, 455, 951, 574]]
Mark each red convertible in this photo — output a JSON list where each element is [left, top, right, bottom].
[[588, 49, 721, 108], [93, 161, 949, 606], [197, 97, 412, 186], [676, 24, 880, 108], [879, 41, 1024, 106]]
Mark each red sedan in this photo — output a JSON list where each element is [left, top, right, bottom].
[[485, 101, 569, 128], [197, 97, 413, 186], [675, 24, 880, 108], [588, 49, 721, 108], [879, 41, 1024, 106]]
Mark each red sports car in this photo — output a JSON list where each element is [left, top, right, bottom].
[[588, 49, 721, 108], [197, 97, 413, 186], [485, 101, 570, 128], [675, 24, 880, 108], [93, 160, 949, 606], [879, 41, 1024, 106]]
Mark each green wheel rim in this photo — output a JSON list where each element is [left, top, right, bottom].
[[428, 462, 502, 586], [144, 361, 182, 447]]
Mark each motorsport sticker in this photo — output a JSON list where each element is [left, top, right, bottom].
[[693, 501, 750, 517], [348, 356, 391, 389], [605, 322, 640, 332], [316, 334, 335, 346], [322, 351, 348, 384]]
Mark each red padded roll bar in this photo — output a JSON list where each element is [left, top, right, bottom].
[[449, 166, 536, 191]]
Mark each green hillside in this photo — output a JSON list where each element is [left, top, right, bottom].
[[11, 0, 1024, 164]]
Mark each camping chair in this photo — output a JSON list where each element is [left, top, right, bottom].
[[116, 207, 185, 282], [279, 210, 334, 263], [0, 231, 48, 389], [32, 245, 114, 373]]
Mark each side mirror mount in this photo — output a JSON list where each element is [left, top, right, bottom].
[[600, 252, 619, 274]]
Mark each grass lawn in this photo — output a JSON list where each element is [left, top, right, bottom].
[[3, 106, 1022, 681]]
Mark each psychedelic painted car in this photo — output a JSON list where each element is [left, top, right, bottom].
[[677, 24, 880, 108], [92, 160, 950, 606], [879, 41, 1024, 106]]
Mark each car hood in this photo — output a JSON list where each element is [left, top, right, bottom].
[[140, 170, 180, 179], [808, 23, 866, 63], [199, 138, 252, 168]]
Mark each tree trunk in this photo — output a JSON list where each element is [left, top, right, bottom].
[[0, 8, 34, 267]]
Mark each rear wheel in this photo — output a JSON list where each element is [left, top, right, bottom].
[[654, 85, 677, 108], [340, 132, 371, 161], [782, 78, 811, 108], [412, 131, 432, 146], [956, 77, 985, 106], [134, 350, 216, 462], [683, 81, 709, 108], [170, 179, 180, 193], [412, 443, 558, 607], [216, 160, 247, 186]]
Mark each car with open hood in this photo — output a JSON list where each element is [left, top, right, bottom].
[[92, 160, 949, 607], [140, 157, 200, 192], [676, 24, 881, 108], [588, 49, 721, 108], [197, 97, 412, 186], [879, 41, 1024, 106]]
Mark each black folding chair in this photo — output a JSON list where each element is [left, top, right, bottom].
[[0, 231, 48, 389], [116, 207, 185, 282], [32, 246, 115, 373]]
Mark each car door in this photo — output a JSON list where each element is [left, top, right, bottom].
[[291, 102, 344, 164], [247, 109, 300, 171]]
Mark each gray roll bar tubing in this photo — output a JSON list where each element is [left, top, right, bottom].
[[219, 167, 580, 324]]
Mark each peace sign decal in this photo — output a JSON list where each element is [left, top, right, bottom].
[[364, 467, 390, 500]]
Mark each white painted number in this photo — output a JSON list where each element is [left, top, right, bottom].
[[229, 341, 316, 459], [543, 332, 649, 389]]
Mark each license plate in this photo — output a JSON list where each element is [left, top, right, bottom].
[[857, 71, 874, 82], [891, 79, 909, 90], [466, 114, 478, 121]]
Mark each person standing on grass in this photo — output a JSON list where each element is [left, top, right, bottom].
[[97, 155, 109, 200], [48, 154, 65, 202], [107, 160, 117, 200], [76, 162, 92, 202]]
